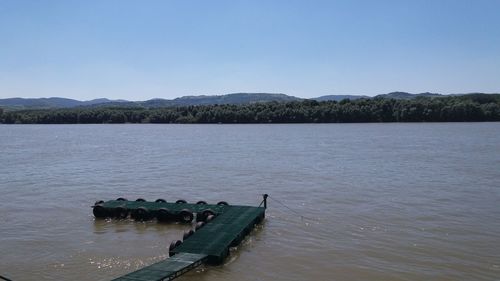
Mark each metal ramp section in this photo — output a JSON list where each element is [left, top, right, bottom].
[[111, 252, 208, 281], [171, 206, 265, 264]]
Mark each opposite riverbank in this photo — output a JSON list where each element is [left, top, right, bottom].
[[1, 94, 499, 124]]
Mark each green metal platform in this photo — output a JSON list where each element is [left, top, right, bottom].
[[94, 198, 266, 281], [99, 200, 229, 215], [171, 205, 265, 264], [112, 252, 207, 281]]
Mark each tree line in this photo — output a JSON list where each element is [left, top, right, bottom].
[[1, 94, 499, 124]]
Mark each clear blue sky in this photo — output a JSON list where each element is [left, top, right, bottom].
[[1, 0, 499, 100]]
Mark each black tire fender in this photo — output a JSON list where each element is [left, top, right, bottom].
[[198, 209, 215, 222], [169, 240, 182, 257], [178, 209, 194, 223], [183, 229, 195, 241], [93, 205, 108, 218], [132, 207, 150, 221], [195, 221, 205, 230], [157, 208, 173, 222], [114, 206, 129, 219]]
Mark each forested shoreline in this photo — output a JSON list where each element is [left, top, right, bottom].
[[1, 94, 499, 124]]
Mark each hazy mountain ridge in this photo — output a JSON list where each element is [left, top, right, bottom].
[[138, 93, 302, 107], [0, 97, 127, 109], [314, 95, 370, 101], [375, 92, 444, 99], [0, 93, 301, 109], [1, 92, 498, 110]]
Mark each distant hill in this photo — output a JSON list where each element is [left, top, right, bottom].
[[81, 98, 129, 106], [171, 93, 300, 105], [137, 93, 301, 107], [375, 92, 444, 99], [2, 92, 499, 110], [0, 93, 301, 110], [0, 97, 82, 109], [0, 97, 125, 110], [313, 95, 369, 101]]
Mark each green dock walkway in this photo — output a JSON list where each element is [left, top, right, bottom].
[[111, 252, 207, 281], [94, 197, 266, 281]]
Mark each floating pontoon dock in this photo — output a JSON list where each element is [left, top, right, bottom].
[[93, 195, 267, 281]]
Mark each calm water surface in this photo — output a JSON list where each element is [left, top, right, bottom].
[[1, 123, 499, 281]]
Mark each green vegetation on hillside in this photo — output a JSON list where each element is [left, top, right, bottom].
[[1, 94, 499, 124]]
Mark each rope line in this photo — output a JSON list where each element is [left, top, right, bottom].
[[267, 195, 319, 222]]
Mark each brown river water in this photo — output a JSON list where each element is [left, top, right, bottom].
[[1, 123, 499, 281]]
